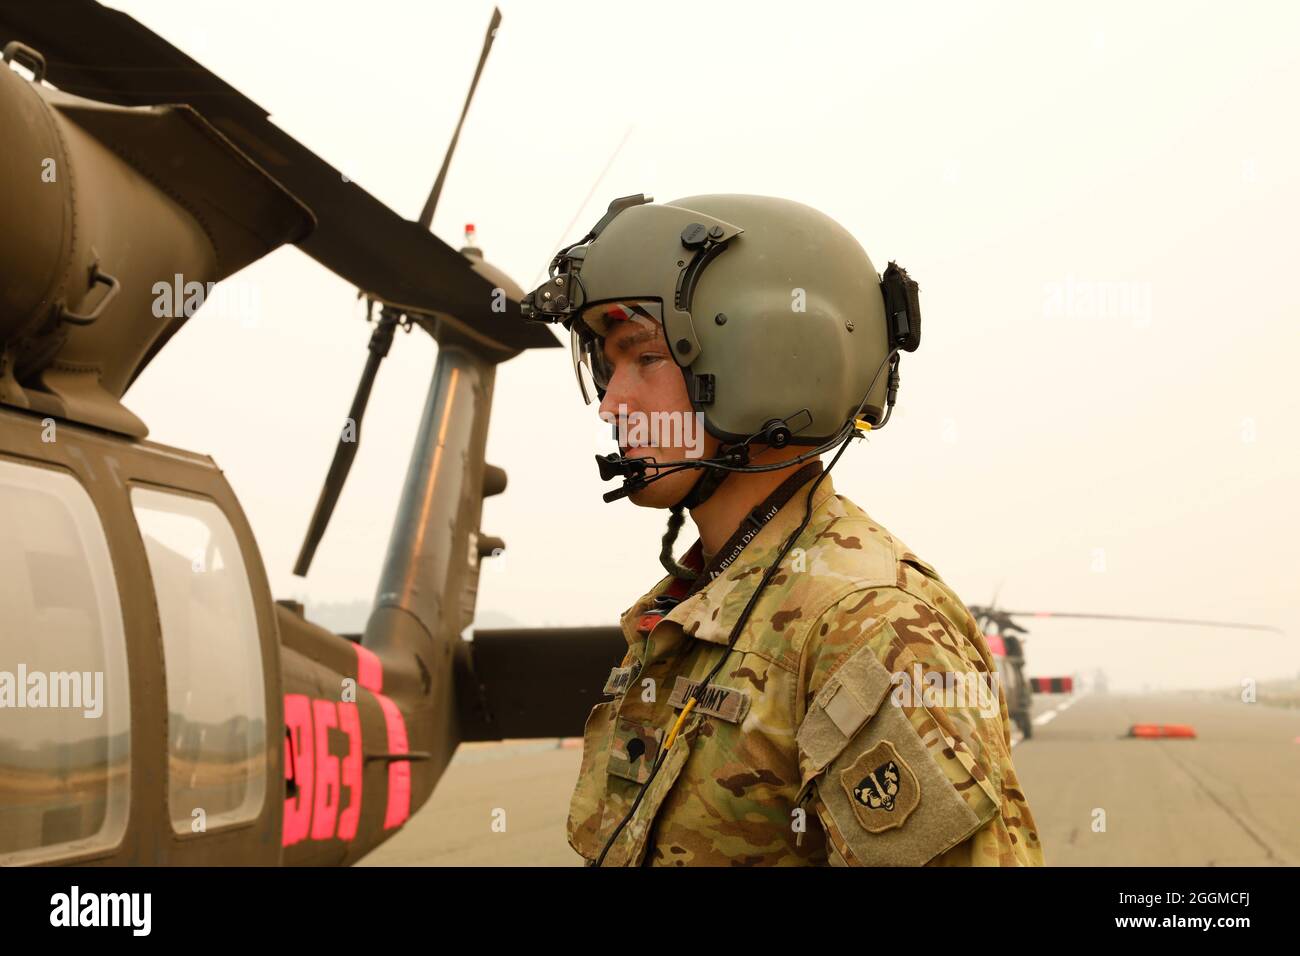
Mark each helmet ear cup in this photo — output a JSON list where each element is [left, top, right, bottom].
[[881, 261, 921, 353]]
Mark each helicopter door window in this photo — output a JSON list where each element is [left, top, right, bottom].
[[0, 458, 131, 865], [130, 487, 267, 835]]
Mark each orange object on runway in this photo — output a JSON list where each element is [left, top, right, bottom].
[[1128, 724, 1197, 738]]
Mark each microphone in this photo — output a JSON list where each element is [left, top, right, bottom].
[[595, 452, 651, 502], [602, 480, 647, 503]]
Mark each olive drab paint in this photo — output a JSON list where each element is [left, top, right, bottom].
[[0, 3, 613, 866]]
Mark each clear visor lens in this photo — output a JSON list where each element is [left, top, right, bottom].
[[569, 301, 662, 405], [570, 324, 608, 405]]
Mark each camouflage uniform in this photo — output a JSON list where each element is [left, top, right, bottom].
[[567, 468, 1044, 866]]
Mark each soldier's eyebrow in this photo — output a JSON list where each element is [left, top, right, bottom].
[[607, 329, 661, 356]]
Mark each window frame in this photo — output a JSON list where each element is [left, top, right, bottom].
[[127, 480, 270, 840], [0, 454, 132, 866]]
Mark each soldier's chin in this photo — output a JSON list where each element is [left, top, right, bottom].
[[627, 482, 670, 508], [627, 471, 692, 509]]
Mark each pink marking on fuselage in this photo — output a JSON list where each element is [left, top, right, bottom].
[[376, 694, 411, 829], [310, 699, 340, 841], [350, 642, 411, 830], [336, 702, 363, 841], [355, 643, 383, 693], [282, 694, 314, 847]]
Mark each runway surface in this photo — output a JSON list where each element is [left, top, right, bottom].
[[1010, 691, 1299, 866], [359, 690, 1300, 866]]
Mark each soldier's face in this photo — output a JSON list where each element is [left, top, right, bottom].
[[597, 313, 719, 508]]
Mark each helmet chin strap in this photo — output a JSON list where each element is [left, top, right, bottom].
[[676, 461, 730, 510], [659, 467, 730, 580]]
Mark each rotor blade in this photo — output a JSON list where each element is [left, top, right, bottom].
[[418, 6, 501, 230], [997, 610, 1284, 634], [0, 0, 557, 353], [294, 314, 398, 577], [968, 605, 1028, 636]]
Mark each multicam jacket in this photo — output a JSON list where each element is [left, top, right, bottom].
[[567, 467, 1044, 867]]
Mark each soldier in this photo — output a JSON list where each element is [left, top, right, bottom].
[[521, 194, 1043, 866]]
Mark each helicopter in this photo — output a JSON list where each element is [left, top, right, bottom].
[[4, 2, 1284, 870], [0, 1, 629, 866], [968, 604, 1283, 740]]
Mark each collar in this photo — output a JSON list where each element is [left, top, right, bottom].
[[685, 461, 823, 600], [620, 466, 838, 647]]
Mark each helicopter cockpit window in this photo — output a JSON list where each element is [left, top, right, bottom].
[[131, 487, 267, 835], [0, 458, 131, 865]]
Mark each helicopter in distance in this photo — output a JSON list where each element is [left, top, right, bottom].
[[968, 603, 1283, 740], [0, 1, 628, 866]]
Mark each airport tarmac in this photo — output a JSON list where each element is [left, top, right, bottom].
[[358, 691, 1300, 866]]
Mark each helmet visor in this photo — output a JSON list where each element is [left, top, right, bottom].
[[569, 300, 663, 405]]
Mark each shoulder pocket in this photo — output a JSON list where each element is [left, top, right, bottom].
[[796, 638, 999, 866]]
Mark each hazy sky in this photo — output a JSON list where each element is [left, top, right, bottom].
[[110, 0, 1299, 691]]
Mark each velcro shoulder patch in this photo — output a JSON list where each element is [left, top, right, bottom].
[[796, 637, 999, 865], [668, 676, 750, 724], [797, 640, 894, 774]]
